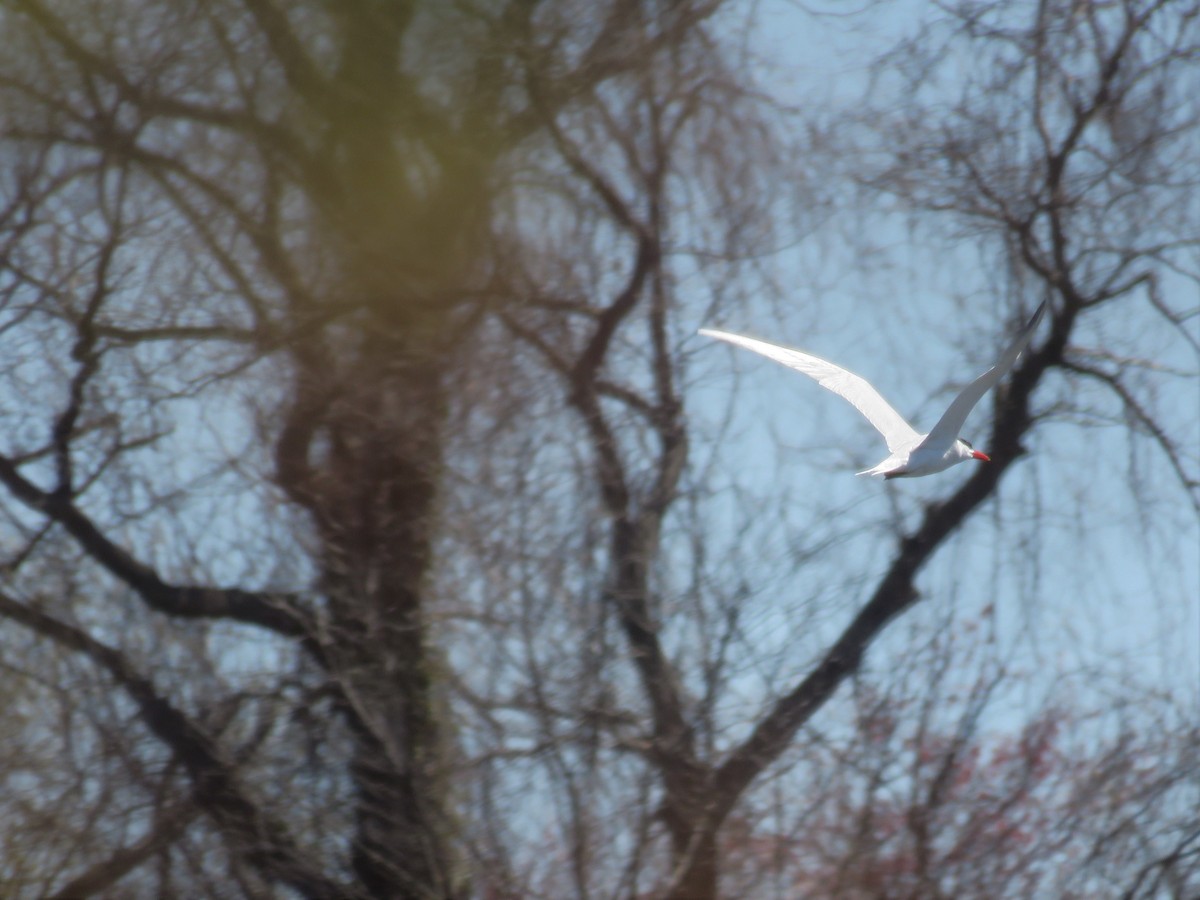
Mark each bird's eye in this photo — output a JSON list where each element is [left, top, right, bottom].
[[961, 439, 974, 449]]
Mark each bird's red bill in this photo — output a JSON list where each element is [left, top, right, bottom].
[[971, 450, 991, 462]]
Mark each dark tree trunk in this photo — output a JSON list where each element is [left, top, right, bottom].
[[276, 330, 457, 898]]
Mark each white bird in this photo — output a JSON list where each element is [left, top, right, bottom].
[[700, 302, 1046, 478]]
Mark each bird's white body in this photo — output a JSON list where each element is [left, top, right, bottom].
[[857, 435, 981, 479], [700, 302, 1046, 479]]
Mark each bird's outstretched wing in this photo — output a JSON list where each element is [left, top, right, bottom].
[[922, 301, 1047, 451], [699, 328, 920, 453]]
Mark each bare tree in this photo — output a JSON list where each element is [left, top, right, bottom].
[[0, 0, 1196, 898], [712, 610, 1200, 899], [0, 1, 777, 896]]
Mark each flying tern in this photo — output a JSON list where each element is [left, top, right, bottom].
[[700, 302, 1046, 478]]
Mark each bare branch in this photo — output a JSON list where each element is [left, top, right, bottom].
[[48, 801, 199, 899], [0, 454, 313, 638], [1061, 356, 1200, 509], [0, 590, 354, 900]]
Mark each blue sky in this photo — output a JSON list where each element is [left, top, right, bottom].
[[691, 0, 1200, 729]]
